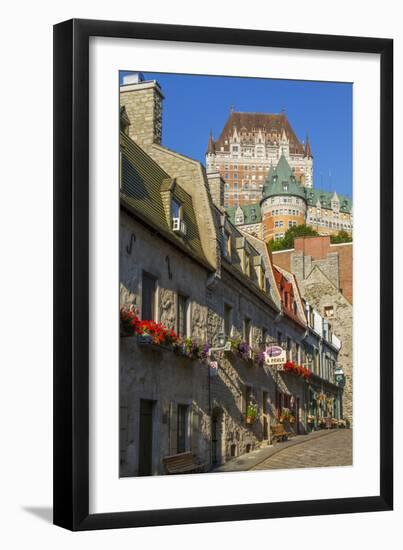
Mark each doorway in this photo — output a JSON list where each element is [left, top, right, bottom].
[[295, 397, 300, 434], [138, 399, 154, 476], [212, 407, 224, 465]]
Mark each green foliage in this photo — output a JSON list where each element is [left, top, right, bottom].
[[330, 230, 352, 244], [268, 224, 319, 252]]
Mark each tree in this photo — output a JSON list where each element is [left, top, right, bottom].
[[330, 230, 352, 244], [268, 224, 319, 252]]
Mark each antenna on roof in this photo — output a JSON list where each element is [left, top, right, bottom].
[[281, 105, 286, 115], [230, 103, 234, 114]]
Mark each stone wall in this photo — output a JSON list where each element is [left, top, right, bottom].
[[272, 236, 353, 304], [120, 337, 211, 476], [120, 211, 209, 342], [204, 270, 310, 464], [299, 266, 353, 425]]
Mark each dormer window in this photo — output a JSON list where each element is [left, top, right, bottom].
[[244, 253, 251, 277], [235, 207, 244, 225], [171, 197, 181, 219], [171, 198, 186, 236], [282, 182, 289, 192], [260, 268, 267, 291], [223, 229, 232, 259]]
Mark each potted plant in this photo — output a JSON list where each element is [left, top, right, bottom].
[[318, 417, 326, 429], [279, 407, 291, 423], [246, 402, 258, 424]]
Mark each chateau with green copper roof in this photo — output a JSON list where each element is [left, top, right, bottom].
[[261, 153, 306, 201], [225, 152, 352, 240]]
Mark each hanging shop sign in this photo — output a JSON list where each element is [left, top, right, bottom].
[[264, 345, 287, 366]]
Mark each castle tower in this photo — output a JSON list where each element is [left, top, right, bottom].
[[279, 127, 290, 159], [303, 133, 314, 188], [260, 153, 307, 242], [206, 130, 216, 174]]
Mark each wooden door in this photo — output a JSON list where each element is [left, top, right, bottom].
[[138, 399, 154, 476]]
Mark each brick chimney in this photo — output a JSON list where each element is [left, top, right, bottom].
[[294, 235, 331, 259], [119, 72, 164, 148]]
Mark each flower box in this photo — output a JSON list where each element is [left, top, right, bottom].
[[137, 334, 153, 345], [137, 334, 171, 352]]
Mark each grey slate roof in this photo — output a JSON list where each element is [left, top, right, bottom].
[[120, 131, 212, 269]]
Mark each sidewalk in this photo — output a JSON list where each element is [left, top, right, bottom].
[[211, 429, 339, 473]]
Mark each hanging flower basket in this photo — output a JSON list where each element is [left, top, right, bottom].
[[246, 403, 258, 425]]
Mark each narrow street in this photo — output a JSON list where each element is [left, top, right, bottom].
[[252, 429, 352, 470]]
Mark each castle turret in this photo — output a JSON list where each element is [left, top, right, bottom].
[[206, 130, 216, 174], [331, 191, 340, 213], [260, 153, 307, 242], [279, 126, 290, 159], [303, 133, 314, 188]]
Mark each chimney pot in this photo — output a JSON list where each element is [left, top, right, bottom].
[[122, 72, 145, 85]]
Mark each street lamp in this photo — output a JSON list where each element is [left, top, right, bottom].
[[209, 332, 231, 355], [335, 367, 345, 386], [334, 367, 345, 421]]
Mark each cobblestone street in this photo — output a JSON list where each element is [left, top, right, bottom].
[[253, 429, 352, 471]]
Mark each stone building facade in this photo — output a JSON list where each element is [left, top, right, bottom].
[[119, 73, 345, 476], [272, 236, 353, 425], [272, 236, 353, 305]]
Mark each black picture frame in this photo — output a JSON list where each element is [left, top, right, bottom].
[[53, 18, 393, 531]]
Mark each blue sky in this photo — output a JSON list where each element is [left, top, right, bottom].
[[120, 71, 352, 198]]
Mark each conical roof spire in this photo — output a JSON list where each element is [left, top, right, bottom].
[[305, 133, 313, 158], [261, 152, 306, 202], [207, 130, 215, 154]]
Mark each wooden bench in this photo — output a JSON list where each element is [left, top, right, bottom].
[[163, 452, 204, 475], [271, 424, 293, 443]]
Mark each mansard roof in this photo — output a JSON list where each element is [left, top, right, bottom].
[[225, 203, 262, 226], [214, 111, 304, 155], [305, 188, 352, 213], [261, 153, 306, 201], [120, 131, 212, 270]]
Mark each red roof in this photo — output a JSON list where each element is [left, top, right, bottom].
[[304, 135, 313, 158], [273, 266, 306, 328]]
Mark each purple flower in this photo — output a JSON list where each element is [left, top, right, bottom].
[[238, 341, 250, 354], [199, 343, 210, 360]]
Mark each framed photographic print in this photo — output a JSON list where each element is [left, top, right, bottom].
[[53, 19, 393, 530]]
